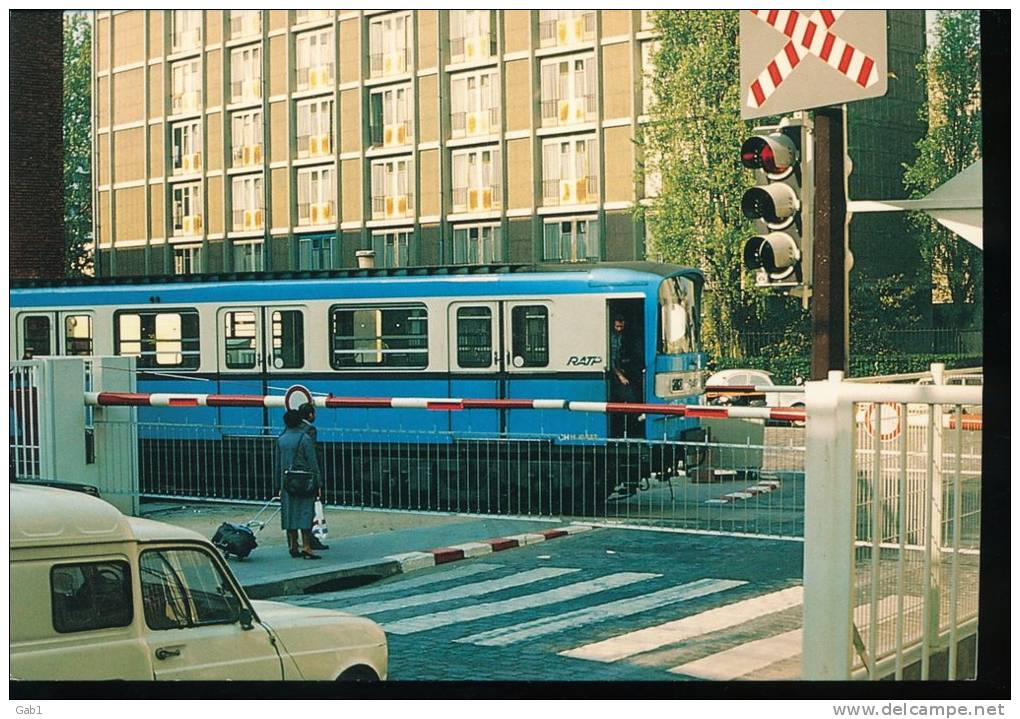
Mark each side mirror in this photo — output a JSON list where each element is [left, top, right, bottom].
[[238, 607, 254, 631]]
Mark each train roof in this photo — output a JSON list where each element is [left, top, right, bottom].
[[10, 262, 703, 307]]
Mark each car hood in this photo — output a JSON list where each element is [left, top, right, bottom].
[[251, 599, 361, 624]]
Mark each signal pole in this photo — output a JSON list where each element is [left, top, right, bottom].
[[810, 106, 848, 380]]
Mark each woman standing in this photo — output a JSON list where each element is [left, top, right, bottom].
[[277, 403, 322, 559]]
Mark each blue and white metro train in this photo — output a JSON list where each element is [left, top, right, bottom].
[[11, 262, 707, 511]]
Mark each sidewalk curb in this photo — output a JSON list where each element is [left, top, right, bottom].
[[244, 524, 595, 599]]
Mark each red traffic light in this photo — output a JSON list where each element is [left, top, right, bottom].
[[740, 133, 797, 175]]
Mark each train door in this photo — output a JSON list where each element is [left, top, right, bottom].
[[502, 300, 553, 435], [606, 298, 645, 438], [447, 301, 503, 434], [263, 306, 306, 429], [215, 307, 266, 431]]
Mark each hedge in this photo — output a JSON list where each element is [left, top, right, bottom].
[[712, 354, 983, 385]]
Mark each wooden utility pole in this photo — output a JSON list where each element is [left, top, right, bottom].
[[810, 106, 848, 380]]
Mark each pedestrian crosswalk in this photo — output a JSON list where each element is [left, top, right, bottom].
[[291, 562, 816, 680]]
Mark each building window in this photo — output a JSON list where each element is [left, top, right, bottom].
[[173, 244, 202, 274], [450, 69, 499, 139], [299, 235, 333, 270], [370, 158, 414, 220], [231, 109, 263, 168], [229, 10, 261, 40], [271, 310, 304, 369], [453, 223, 502, 264], [372, 230, 416, 268], [51, 562, 133, 634], [233, 241, 264, 271], [296, 28, 334, 91], [369, 12, 411, 78], [295, 9, 332, 25], [231, 174, 264, 232], [542, 135, 598, 207], [641, 40, 660, 114], [329, 304, 428, 369], [369, 84, 413, 148], [171, 59, 202, 115], [172, 182, 203, 237], [172, 10, 203, 53], [538, 10, 595, 49], [296, 166, 335, 226], [451, 147, 501, 213], [230, 45, 262, 104], [449, 10, 495, 65], [543, 216, 601, 263], [296, 98, 334, 159], [64, 315, 94, 356], [510, 305, 549, 367], [171, 120, 202, 175], [540, 54, 596, 127], [116, 310, 201, 369]]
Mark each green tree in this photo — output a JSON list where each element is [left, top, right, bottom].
[[641, 10, 806, 359], [903, 10, 982, 325], [64, 11, 93, 276]]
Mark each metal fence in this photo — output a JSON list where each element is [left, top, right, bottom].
[[9, 362, 42, 479], [109, 419, 806, 539], [740, 328, 982, 357]]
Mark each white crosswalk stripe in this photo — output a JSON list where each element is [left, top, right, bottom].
[[457, 578, 746, 647], [669, 628, 803, 680], [560, 585, 804, 663], [282, 563, 503, 606], [342, 566, 579, 616], [381, 572, 660, 635]]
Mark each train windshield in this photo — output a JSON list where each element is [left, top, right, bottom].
[[657, 276, 699, 354]]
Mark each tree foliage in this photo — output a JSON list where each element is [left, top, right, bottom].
[[64, 11, 93, 276], [903, 10, 982, 323], [641, 10, 807, 359]]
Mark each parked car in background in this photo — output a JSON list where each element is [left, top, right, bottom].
[[704, 368, 804, 409], [10, 485, 387, 681]]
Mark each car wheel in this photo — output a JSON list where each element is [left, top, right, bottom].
[[337, 665, 380, 682]]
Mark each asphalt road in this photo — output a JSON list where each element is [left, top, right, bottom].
[[281, 528, 805, 682]]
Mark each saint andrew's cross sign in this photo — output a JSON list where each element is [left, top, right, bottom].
[[740, 9, 887, 119]]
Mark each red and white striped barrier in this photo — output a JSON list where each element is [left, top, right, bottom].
[[84, 391, 808, 423]]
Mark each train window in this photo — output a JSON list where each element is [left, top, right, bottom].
[[456, 307, 492, 368], [271, 310, 304, 369], [64, 315, 93, 356], [22, 316, 52, 357], [116, 310, 200, 369], [223, 311, 257, 369], [510, 305, 548, 368], [330, 305, 428, 369], [658, 277, 698, 354]]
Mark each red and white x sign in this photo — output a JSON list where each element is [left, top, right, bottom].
[[740, 9, 886, 119], [747, 10, 880, 108]]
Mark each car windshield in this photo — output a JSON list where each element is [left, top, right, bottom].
[[658, 276, 699, 354]]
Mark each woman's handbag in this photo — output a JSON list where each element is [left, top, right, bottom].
[[283, 429, 319, 497]]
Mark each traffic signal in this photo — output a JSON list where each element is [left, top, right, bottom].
[[739, 116, 813, 298]]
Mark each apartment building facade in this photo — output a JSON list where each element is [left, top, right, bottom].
[[92, 10, 925, 282], [93, 9, 665, 276]]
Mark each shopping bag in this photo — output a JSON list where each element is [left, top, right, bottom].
[[312, 500, 328, 542]]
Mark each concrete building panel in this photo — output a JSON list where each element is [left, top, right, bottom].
[[112, 68, 145, 125], [272, 168, 289, 229], [417, 11, 438, 70], [207, 175, 223, 235], [269, 35, 288, 97], [148, 64, 164, 119], [96, 16, 109, 72], [340, 89, 361, 153], [148, 11, 163, 59], [419, 149, 440, 217], [339, 18, 361, 84], [97, 75, 110, 129], [97, 139, 110, 187], [604, 210, 636, 261], [205, 11, 222, 46], [602, 10, 632, 38], [506, 138, 532, 210], [603, 125, 635, 203], [113, 11, 144, 67], [341, 159, 362, 222], [206, 112, 223, 172], [269, 10, 287, 32], [504, 59, 531, 133], [113, 127, 146, 183], [417, 74, 438, 143], [98, 192, 111, 245], [601, 43, 633, 120], [503, 11, 531, 54], [270, 101, 289, 163], [115, 187, 146, 242], [149, 124, 163, 178], [149, 185, 164, 239], [206, 49, 222, 108]]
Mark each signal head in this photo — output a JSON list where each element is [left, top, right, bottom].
[[740, 133, 798, 176], [741, 184, 799, 225]]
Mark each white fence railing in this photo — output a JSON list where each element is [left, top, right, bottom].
[[802, 367, 982, 680]]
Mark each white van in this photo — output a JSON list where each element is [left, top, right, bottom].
[[10, 485, 387, 681]]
